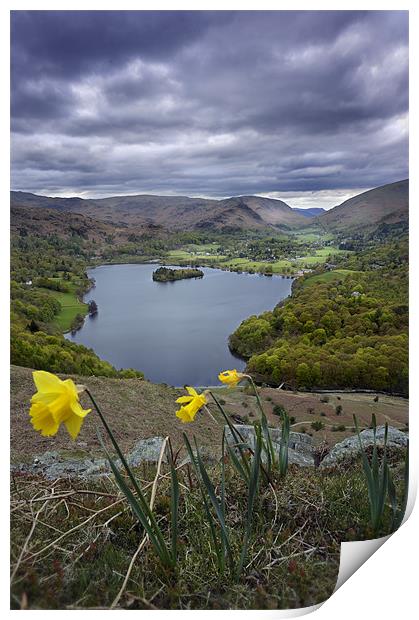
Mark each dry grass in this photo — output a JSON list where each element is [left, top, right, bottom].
[[11, 366, 408, 466], [11, 366, 223, 463], [10, 455, 407, 610]]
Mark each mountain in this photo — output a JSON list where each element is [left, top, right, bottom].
[[317, 180, 408, 232], [231, 196, 308, 227], [13, 180, 407, 234], [10, 191, 307, 231], [292, 207, 326, 218], [10, 204, 162, 245]]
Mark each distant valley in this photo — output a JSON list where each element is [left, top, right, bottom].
[[292, 207, 326, 218]]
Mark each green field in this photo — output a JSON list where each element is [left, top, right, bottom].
[[165, 241, 351, 276], [167, 249, 227, 262], [39, 282, 88, 331], [222, 257, 294, 272], [300, 269, 359, 287], [295, 246, 348, 265], [291, 227, 335, 242]]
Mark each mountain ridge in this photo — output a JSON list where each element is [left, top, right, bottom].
[[11, 179, 408, 233], [10, 191, 308, 231]]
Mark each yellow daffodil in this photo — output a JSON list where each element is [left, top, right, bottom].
[[176, 386, 207, 423], [218, 369, 246, 387], [29, 371, 91, 440]]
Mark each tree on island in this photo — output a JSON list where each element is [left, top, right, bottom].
[[152, 267, 204, 282]]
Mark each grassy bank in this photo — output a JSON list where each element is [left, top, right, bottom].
[[40, 282, 88, 332], [33, 274, 91, 333], [11, 366, 408, 463], [12, 458, 405, 610]]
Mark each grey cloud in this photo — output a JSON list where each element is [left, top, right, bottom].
[[11, 10, 408, 200]]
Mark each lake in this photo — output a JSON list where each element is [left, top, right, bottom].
[[66, 264, 293, 386]]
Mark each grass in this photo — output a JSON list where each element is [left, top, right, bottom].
[[11, 456, 406, 610], [11, 367, 408, 465], [300, 269, 360, 288], [167, 243, 351, 276], [38, 281, 88, 331], [223, 258, 294, 272], [166, 250, 227, 262], [291, 229, 335, 243]]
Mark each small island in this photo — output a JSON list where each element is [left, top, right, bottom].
[[152, 266, 204, 282]]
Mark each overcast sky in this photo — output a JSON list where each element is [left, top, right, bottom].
[[11, 10, 408, 209]]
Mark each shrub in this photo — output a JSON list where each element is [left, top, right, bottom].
[[320, 411, 326, 417], [311, 421, 325, 432], [320, 395, 329, 403], [273, 404, 287, 417], [335, 405, 343, 416]]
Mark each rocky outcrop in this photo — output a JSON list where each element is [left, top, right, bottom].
[[320, 426, 408, 468], [224, 425, 315, 467], [11, 425, 408, 479], [12, 437, 168, 480]]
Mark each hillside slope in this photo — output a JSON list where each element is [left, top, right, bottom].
[[11, 204, 161, 243], [10, 365, 408, 464], [11, 191, 307, 231], [317, 180, 408, 232]]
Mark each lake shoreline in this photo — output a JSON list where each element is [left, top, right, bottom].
[[88, 257, 297, 279], [66, 263, 293, 386]]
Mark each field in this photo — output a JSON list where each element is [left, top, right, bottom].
[[216, 386, 408, 448], [166, 242, 349, 275], [291, 228, 335, 243], [38, 281, 88, 331], [167, 249, 227, 263], [299, 269, 360, 287]]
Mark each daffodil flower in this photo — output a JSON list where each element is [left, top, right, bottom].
[[176, 386, 207, 423], [218, 369, 247, 387], [29, 371, 91, 439]]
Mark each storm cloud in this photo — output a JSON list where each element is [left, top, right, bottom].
[[11, 11, 408, 206]]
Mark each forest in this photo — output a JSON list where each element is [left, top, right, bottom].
[[11, 233, 143, 378], [229, 238, 408, 394]]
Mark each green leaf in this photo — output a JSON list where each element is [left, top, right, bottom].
[[97, 428, 171, 566], [167, 439, 180, 564], [209, 391, 251, 479], [183, 432, 224, 573], [101, 439, 172, 566], [192, 437, 234, 572], [236, 423, 262, 578], [279, 410, 290, 476]]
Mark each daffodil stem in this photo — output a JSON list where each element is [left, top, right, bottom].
[[204, 404, 220, 425], [85, 388, 143, 498], [247, 376, 266, 418], [209, 390, 271, 484], [246, 377, 276, 470]]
